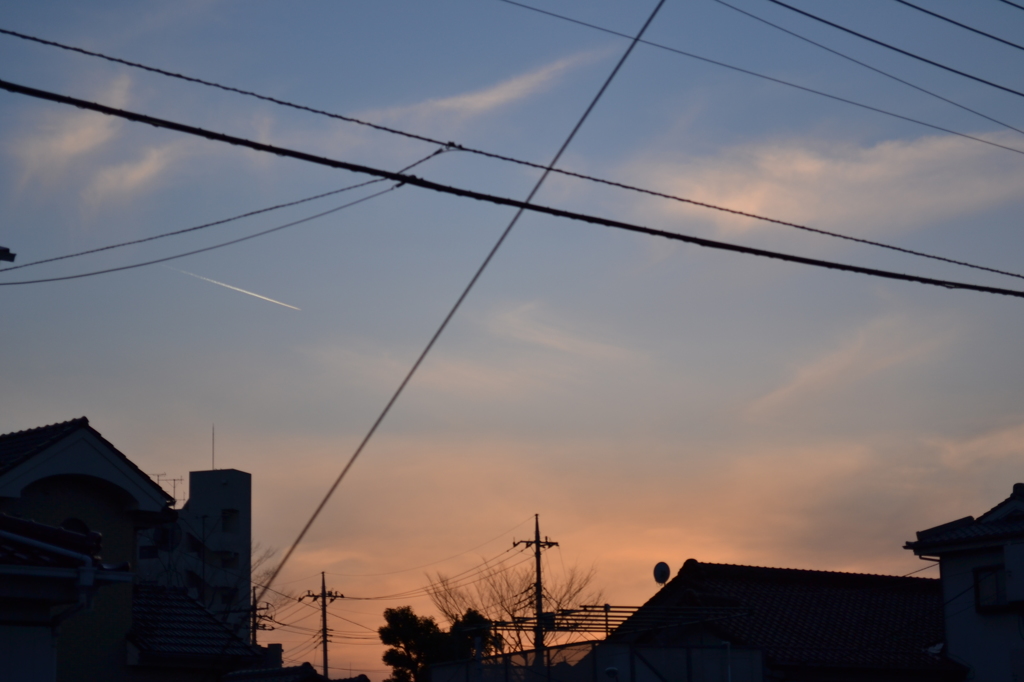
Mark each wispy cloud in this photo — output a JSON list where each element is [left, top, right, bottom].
[[15, 75, 131, 185], [488, 302, 632, 361], [166, 267, 300, 310], [747, 315, 950, 416], [83, 143, 186, 203], [624, 131, 1024, 236], [930, 420, 1024, 471], [365, 52, 601, 125]]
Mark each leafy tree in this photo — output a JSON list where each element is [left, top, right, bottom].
[[379, 606, 495, 682], [448, 608, 498, 660]]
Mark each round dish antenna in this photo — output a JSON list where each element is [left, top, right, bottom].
[[653, 562, 670, 586]]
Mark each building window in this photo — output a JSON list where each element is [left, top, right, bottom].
[[975, 564, 1008, 611], [221, 552, 239, 569], [222, 509, 239, 533]]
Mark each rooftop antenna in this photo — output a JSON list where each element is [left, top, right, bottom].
[[168, 476, 184, 506], [212, 424, 215, 470]]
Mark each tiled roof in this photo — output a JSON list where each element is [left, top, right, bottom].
[[0, 417, 173, 503], [906, 484, 1024, 552], [909, 515, 1024, 550], [131, 585, 260, 660], [976, 482, 1024, 522], [0, 417, 89, 476], [620, 559, 958, 673], [0, 512, 102, 567]]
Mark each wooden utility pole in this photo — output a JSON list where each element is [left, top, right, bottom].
[[302, 572, 343, 678], [250, 586, 272, 646], [514, 514, 558, 659]]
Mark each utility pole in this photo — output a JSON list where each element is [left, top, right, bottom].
[[302, 572, 343, 678], [250, 586, 273, 646], [513, 514, 558, 659]]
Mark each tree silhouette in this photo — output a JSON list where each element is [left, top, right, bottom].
[[379, 606, 495, 682], [428, 561, 601, 651]]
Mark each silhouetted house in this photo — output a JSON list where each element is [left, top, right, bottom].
[[0, 417, 177, 680], [434, 558, 966, 682], [0, 513, 133, 680], [615, 559, 965, 681], [0, 417, 270, 681], [905, 482, 1024, 680]]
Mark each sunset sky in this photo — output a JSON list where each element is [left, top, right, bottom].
[[4, 0, 1024, 676]]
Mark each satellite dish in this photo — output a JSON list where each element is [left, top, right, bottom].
[[654, 562, 670, 586]]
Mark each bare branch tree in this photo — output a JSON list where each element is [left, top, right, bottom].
[[427, 559, 602, 652], [251, 542, 295, 613]]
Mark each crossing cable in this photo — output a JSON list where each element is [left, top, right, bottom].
[[892, 0, 1024, 53], [0, 150, 444, 274], [997, 0, 1024, 11], [4, 32, 1024, 281], [709, 0, 1024, 136], [765, 0, 1024, 100], [253, 0, 668, 605], [496, 0, 1024, 148], [345, 551, 535, 602], [323, 515, 532, 577], [3, 76, 1024, 299]]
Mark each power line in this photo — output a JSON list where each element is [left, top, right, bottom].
[[997, 0, 1024, 11], [892, 0, 1024, 53], [3, 76, 1023, 299], [2, 32, 1024, 284], [496, 0, 1024, 149], [345, 550, 534, 602], [324, 516, 533, 577], [5, 26, 1024, 278], [256, 0, 668, 606], [0, 150, 442, 274], [0, 185, 398, 285], [0, 180, 374, 274], [765, 0, 1024, 100], [709, 0, 1024, 137], [901, 562, 938, 577]]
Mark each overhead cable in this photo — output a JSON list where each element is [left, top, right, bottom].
[[323, 515, 532, 577], [254, 0, 670, 605], [496, 0, 1024, 146], [4, 29, 1024, 281], [892, 0, 1024, 53], [0, 186, 398, 285], [345, 551, 534, 602], [710, 0, 1024, 136], [0, 150, 443, 274], [997, 0, 1024, 11], [765, 0, 1024, 100], [2, 76, 1023, 299]]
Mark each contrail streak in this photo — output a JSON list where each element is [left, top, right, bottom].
[[164, 266, 300, 310]]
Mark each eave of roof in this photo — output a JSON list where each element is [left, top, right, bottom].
[[0, 417, 173, 505], [906, 484, 1024, 553]]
